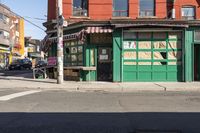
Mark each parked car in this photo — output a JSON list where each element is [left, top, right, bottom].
[[9, 59, 32, 70], [35, 60, 47, 68]]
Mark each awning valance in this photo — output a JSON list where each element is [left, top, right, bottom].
[[48, 30, 84, 43], [85, 27, 113, 34]]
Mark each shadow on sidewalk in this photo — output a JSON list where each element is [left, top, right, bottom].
[[0, 112, 200, 133], [0, 77, 56, 84]]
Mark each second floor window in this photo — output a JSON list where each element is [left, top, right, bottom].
[[73, 0, 88, 17], [182, 6, 195, 20], [0, 13, 10, 23], [0, 30, 10, 39], [139, 0, 155, 17], [113, 0, 128, 17]]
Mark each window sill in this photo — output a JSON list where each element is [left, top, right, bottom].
[[137, 16, 158, 19], [111, 17, 131, 20], [69, 16, 90, 19]]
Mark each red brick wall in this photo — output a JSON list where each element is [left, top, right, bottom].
[[47, 0, 57, 20], [174, 0, 200, 19], [63, 0, 72, 19], [47, 0, 200, 21], [129, 0, 139, 19], [89, 0, 112, 20], [156, 0, 166, 18]]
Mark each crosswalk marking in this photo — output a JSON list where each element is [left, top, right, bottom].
[[0, 90, 42, 101]]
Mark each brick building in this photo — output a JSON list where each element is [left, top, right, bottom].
[[44, 0, 200, 82]]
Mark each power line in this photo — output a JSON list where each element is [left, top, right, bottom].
[[0, 1, 46, 31], [23, 17, 46, 31], [11, 11, 46, 31], [24, 16, 47, 21]]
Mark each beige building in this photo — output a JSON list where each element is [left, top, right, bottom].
[[0, 3, 11, 69], [0, 3, 25, 70]]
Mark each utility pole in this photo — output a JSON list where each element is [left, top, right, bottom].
[[57, 0, 64, 84]]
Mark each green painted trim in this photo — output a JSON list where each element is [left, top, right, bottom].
[[83, 44, 97, 81], [184, 29, 194, 82], [113, 29, 122, 82]]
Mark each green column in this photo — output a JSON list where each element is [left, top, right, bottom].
[[184, 29, 194, 82], [83, 45, 97, 81], [113, 29, 122, 82]]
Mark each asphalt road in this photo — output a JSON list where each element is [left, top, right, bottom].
[[0, 70, 32, 77], [0, 90, 200, 133]]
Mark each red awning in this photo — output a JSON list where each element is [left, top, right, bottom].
[[85, 27, 113, 34]]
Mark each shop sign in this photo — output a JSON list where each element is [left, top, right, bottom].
[[0, 49, 10, 54], [99, 55, 108, 60], [124, 52, 136, 59], [123, 41, 136, 49], [48, 57, 57, 66], [0, 50, 5, 53], [28, 47, 34, 52]]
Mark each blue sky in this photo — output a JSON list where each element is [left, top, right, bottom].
[[1, 0, 47, 40]]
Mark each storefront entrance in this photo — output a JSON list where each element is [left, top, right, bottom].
[[97, 47, 113, 81], [194, 44, 200, 81]]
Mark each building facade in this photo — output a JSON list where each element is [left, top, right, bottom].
[[0, 3, 25, 70], [25, 37, 41, 59], [0, 4, 11, 69], [10, 13, 25, 62], [44, 0, 200, 82]]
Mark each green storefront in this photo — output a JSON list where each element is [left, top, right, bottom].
[[46, 20, 200, 82]]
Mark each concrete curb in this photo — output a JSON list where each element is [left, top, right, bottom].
[[1, 77, 200, 92]]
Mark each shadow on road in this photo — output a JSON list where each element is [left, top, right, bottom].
[[0, 112, 199, 133]]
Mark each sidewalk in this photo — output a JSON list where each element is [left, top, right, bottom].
[[0, 75, 200, 92]]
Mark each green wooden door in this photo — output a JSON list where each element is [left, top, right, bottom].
[[194, 44, 200, 81], [122, 31, 183, 82]]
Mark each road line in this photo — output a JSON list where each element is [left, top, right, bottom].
[[0, 90, 42, 101]]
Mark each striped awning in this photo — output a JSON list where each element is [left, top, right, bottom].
[[85, 27, 113, 34]]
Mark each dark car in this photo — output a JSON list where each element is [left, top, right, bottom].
[[9, 59, 32, 70], [35, 60, 47, 68]]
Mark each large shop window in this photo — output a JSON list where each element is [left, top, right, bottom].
[[181, 6, 195, 20], [123, 32, 182, 66], [139, 0, 155, 17], [73, 0, 88, 17], [64, 41, 83, 66], [113, 0, 128, 17]]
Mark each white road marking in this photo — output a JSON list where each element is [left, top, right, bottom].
[[0, 90, 42, 101]]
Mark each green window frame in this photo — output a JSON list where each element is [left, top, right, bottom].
[[64, 40, 83, 66], [123, 31, 182, 66]]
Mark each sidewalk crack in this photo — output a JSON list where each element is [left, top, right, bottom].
[[154, 83, 167, 91]]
